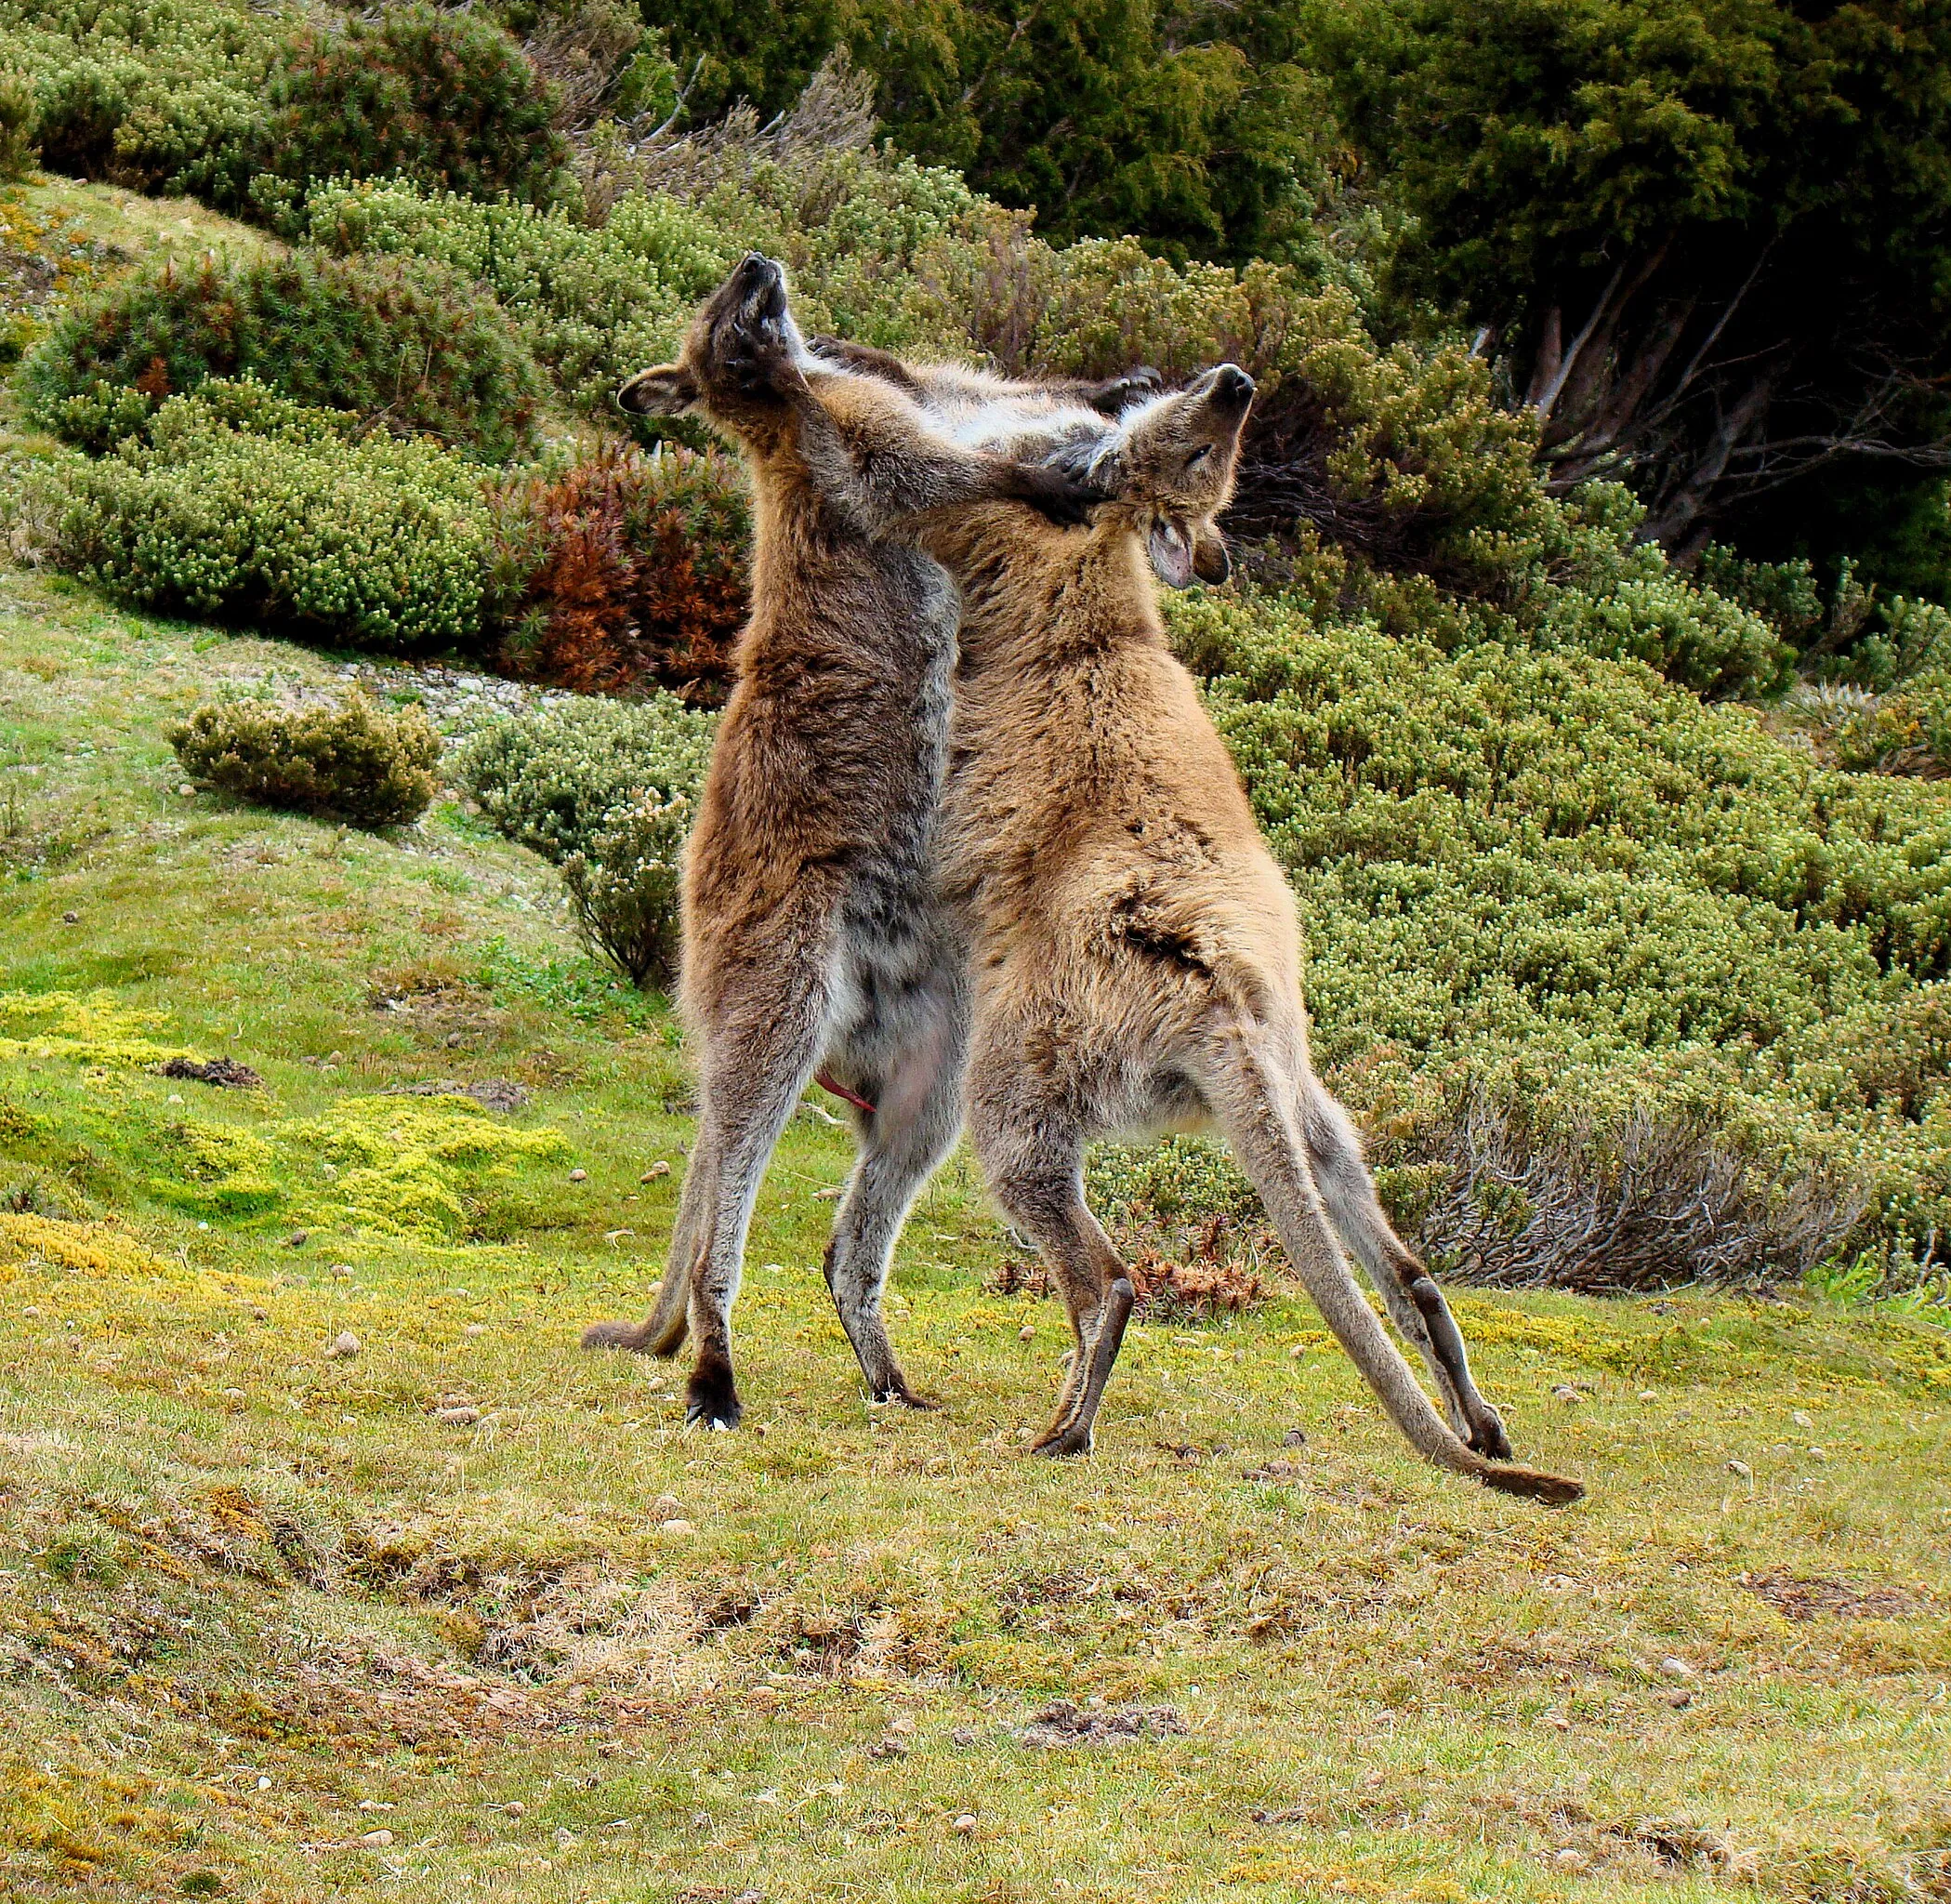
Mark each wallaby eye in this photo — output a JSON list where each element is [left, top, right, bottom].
[[1186, 444, 1213, 469]]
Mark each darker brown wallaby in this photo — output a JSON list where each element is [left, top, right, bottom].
[[580, 256, 1142, 1431], [756, 323, 1584, 1503]]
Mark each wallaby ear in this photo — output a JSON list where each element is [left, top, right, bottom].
[[1193, 525, 1231, 585], [616, 364, 700, 416], [1148, 518, 1196, 589]]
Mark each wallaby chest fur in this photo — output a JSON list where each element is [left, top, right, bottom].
[[684, 456, 961, 1018], [932, 513, 1298, 1054]]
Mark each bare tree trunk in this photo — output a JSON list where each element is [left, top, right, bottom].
[[1640, 375, 1775, 549]]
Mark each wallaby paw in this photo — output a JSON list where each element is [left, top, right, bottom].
[[875, 1384, 941, 1411], [684, 1362, 742, 1433], [581, 1319, 647, 1352]]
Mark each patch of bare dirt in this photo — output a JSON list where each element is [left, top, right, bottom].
[[1018, 1699, 1186, 1747], [160, 1056, 263, 1091], [1747, 1571, 1916, 1621]]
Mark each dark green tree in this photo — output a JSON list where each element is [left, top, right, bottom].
[[1302, 0, 1951, 555], [640, 0, 1336, 263]]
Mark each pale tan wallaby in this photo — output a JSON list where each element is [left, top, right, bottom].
[[751, 322, 1584, 1502], [580, 256, 1147, 1430]]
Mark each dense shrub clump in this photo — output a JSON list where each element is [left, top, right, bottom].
[[0, 68, 35, 183], [0, 1, 568, 217], [1156, 588, 1951, 1280], [560, 792, 692, 988], [40, 380, 494, 650], [0, 0, 278, 204], [250, 6, 572, 224], [455, 698, 714, 863], [301, 178, 734, 419], [22, 250, 544, 461], [457, 698, 715, 988], [167, 689, 440, 827]]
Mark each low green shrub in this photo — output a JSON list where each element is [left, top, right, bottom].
[[561, 790, 692, 987], [455, 697, 715, 863], [1832, 667, 1951, 777], [1159, 586, 1951, 1282], [301, 178, 739, 416], [458, 697, 715, 989], [167, 689, 440, 827], [21, 249, 544, 460], [39, 379, 494, 651], [1, 1, 566, 216], [0, 0, 278, 204]]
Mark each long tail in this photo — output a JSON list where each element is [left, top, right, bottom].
[[1211, 1035, 1583, 1505], [581, 1144, 713, 1355]]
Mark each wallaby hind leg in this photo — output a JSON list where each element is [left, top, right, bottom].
[[581, 1116, 717, 1356], [971, 1101, 1135, 1458], [1206, 1029, 1581, 1504], [823, 985, 969, 1406], [683, 978, 837, 1429], [1297, 1080, 1511, 1459]]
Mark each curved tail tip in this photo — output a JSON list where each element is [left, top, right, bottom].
[[581, 1319, 648, 1352], [1480, 1462, 1586, 1506]]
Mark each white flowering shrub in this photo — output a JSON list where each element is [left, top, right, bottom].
[[562, 790, 692, 987], [457, 698, 716, 988], [454, 697, 715, 864]]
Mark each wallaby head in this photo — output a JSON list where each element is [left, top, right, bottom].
[[1065, 363, 1256, 588], [615, 252, 805, 451]]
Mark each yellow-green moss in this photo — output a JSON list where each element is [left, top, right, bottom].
[[286, 1093, 570, 1240], [0, 991, 196, 1067], [0, 1211, 175, 1280], [149, 1119, 284, 1219]]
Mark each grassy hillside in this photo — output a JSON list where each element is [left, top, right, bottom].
[[3, 570, 1950, 1902]]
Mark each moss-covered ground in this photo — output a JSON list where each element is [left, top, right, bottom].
[[1, 557, 1949, 1904]]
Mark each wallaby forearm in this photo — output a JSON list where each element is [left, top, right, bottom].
[[789, 371, 1094, 536]]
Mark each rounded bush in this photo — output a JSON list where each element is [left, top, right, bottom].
[[455, 697, 715, 865], [41, 379, 494, 652], [255, 5, 571, 212], [167, 690, 441, 827], [562, 791, 692, 989]]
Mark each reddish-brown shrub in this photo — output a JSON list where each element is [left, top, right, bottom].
[[487, 443, 751, 702]]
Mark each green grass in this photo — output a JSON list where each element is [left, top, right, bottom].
[[1, 565, 1949, 1904]]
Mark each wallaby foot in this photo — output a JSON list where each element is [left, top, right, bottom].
[[872, 1382, 941, 1410], [1030, 1276, 1136, 1458], [1465, 1398, 1514, 1461], [685, 1355, 742, 1431], [1030, 1416, 1097, 1458], [1477, 1461, 1585, 1506]]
